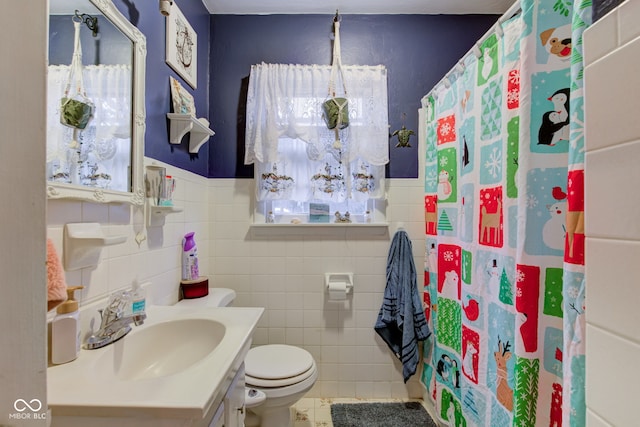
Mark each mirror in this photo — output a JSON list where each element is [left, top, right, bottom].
[[47, 0, 145, 205]]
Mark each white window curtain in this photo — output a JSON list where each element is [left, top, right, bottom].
[[244, 62, 389, 206], [47, 64, 132, 191]]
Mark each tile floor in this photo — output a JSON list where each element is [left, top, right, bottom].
[[291, 398, 432, 427]]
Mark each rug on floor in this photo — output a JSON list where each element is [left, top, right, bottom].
[[330, 401, 438, 427]]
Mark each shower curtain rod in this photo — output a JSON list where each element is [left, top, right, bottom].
[[421, 0, 522, 105]]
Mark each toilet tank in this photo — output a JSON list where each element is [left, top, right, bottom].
[[175, 288, 236, 308]]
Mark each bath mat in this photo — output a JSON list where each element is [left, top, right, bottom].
[[331, 401, 437, 427]]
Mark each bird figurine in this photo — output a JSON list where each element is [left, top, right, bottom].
[[392, 125, 415, 148]]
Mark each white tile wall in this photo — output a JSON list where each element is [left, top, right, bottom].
[[208, 177, 427, 399], [584, 1, 640, 425], [46, 158, 212, 310], [46, 157, 427, 399]]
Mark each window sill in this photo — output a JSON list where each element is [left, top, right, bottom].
[[249, 222, 390, 237]]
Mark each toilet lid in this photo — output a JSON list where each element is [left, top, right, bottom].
[[245, 344, 314, 381], [245, 363, 316, 388]]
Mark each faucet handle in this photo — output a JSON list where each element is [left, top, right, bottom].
[[132, 313, 147, 326]]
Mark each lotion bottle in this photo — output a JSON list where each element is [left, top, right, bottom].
[[51, 286, 84, 365]]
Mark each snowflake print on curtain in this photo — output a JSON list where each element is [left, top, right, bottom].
[[420, 1, 591, 426]]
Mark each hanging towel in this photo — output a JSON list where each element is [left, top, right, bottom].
[[47, 239, 68, 311], [375, 230, 431, 382]]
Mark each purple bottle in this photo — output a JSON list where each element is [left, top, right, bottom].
[[182, 232, 199, 280]]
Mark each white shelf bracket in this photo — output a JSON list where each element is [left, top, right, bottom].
[[167, 113, 215, 153]]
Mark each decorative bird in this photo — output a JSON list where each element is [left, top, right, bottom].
[[552, 186, 567, 201], [392, 125, 415, 148]]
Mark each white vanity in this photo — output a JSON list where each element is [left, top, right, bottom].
[[48, 305, 263, 427], [45, 0, 262, 423]]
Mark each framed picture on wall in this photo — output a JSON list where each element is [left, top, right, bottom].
[[166, 2, 197, 89]]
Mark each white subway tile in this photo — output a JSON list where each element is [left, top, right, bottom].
[[337, 381, 356, 398], [585, 36, 640, 150], [585, 143, 640, 239], [81, 201, 110, 223], [338, 364, 357, 381], [303, 310, 324, 328], [586, 325, 640, 427], [285, 327, 304, 346], [372, 382, 392, 399], [584, 8, 619, 66], [269, 309, 286, 328], [320, 381, 339, 397], [355, 381, 375, 398], [618, 0, 640, 46], [268, 327, 285, 344], [586, 409, 614, 427], [321, 345, 340, 364], [586, 238, 640, 343], [322, 364, 340, 382], [286, 309, 304, 327], [303, 326, 322, 348], [47, 200, 83, 225]]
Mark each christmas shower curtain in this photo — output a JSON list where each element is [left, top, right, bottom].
[[421, 1, 591, 426]]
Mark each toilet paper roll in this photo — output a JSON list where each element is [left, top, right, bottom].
[[328, 281, 348, 300]]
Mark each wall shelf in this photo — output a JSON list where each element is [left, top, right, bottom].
[[167, 113, 215, 153], [63, 223, 127, 270], [250, 222, 390, 237], [147, 203, 183, 227]]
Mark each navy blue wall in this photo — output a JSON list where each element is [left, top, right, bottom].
[[111, 0, 211, 177], [81, 1, 497, 179], [209, 14, 499, 178], [50, 15, 132, 65]]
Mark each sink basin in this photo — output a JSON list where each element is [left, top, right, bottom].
[[93, 318, 226, 381], [48, 305, 264, 425]]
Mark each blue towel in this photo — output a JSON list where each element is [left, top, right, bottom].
[[375, 230, 431, 382]]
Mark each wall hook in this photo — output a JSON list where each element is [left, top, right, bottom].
[[73, 9, 99, 37]]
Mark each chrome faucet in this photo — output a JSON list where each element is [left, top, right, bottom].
[[84, 291, 146, 350]]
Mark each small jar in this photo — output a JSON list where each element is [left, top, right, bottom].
[[363, 210, 371, 223], [266, 211, 275, 223]]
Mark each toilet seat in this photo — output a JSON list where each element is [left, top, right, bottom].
[[245, 344, 315, 388]]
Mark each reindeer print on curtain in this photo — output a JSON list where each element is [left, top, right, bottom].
[[420, 0, 591, 426]]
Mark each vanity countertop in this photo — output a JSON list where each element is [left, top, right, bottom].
[[48, 305, 263, 424]]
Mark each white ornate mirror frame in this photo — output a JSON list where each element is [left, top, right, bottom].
[[47, 0, 146, 205]]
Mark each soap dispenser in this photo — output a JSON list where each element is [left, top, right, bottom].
[[130, 279, 146, 315], [51, 286, 84, 365]]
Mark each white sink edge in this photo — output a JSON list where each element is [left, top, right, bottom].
[[47, 305, 264, 420]]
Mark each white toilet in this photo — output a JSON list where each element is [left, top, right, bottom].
[[174, 288, 318, 427]]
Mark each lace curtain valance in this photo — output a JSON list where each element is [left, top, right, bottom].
[[244, 62, 389, 166]]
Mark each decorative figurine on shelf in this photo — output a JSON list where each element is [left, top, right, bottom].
[[266, 211, 275, 223], [391, 112, 415, 148], [334, 211, 352, 223]]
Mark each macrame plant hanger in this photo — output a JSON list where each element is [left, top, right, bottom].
[[324, 10, 349, 150], [61, 16, 95, 147]]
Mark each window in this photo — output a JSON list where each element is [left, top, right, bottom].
[[245, 63, 389, 224]]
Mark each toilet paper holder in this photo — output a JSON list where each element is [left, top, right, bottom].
[[325, 273, 353, 295]]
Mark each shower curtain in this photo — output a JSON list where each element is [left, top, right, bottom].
[[421, 1, 591, 426]]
